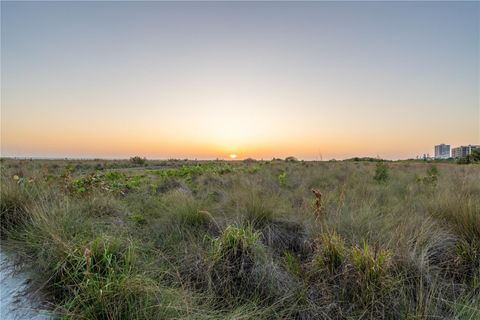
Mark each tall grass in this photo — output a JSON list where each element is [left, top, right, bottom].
[[1, 159, 479, 319]]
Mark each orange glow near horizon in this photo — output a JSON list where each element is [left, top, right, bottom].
[[1, 2, 478, 160]]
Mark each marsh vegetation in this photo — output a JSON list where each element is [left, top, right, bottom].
[[1, 158, 479, 319]]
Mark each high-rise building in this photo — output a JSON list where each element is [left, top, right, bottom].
[[451, 145, 480, 158], [434, 144, 450, 159]]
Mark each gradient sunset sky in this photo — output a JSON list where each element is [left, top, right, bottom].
[[1, 1, 479, 160]]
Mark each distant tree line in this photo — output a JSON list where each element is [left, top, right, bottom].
[[457, 148, 480, 164]]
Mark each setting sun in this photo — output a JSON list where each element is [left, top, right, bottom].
[[229, 154, 237, 159]]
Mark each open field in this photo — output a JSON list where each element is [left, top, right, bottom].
[[1, 158, 479, 319]]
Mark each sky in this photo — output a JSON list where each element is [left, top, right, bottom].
[[1, 1, 479, 160]]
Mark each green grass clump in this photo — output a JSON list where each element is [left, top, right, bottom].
[[164, 191, 214, 229], [207, 225, 272, 303], [351, 240, 391, 287], [242, 193, 276, 227], [283, 251, 302, 276], [313, 230, 346, 272], [0, 180, 32, 234], [130, 213, 147, 225]]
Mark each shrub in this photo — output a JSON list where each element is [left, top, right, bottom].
[[470, 148, 480, 162], [457, 149, 480, 164], [373, 162, 389, 183], [417, 165, 439, 186], [130, 156, 147, 166]]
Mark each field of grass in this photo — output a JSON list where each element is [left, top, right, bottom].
[[1, 158, 479, 319]]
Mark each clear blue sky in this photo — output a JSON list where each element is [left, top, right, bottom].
[[1, 1, 479, 159]]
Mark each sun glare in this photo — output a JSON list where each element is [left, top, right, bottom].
[[229, 154, 237, 159]]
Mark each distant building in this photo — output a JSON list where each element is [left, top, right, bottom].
[[434, 144, 450, 159], [451, 145, 480, 158]]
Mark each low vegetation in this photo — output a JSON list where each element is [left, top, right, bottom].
[[1, 158, 479, 319]]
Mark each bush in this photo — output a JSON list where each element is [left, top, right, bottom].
[[417, 165, 439, 186], [470, 148, 480, 162], [458, 149, 480, 164], [373, 162, 389, 183], [130, 156, 147, 166]]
